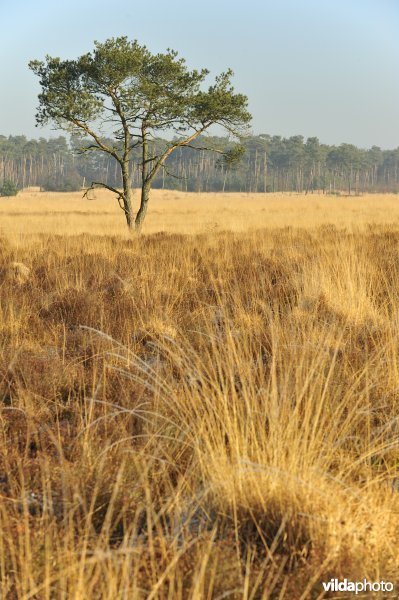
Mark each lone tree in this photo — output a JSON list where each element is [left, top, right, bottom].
[[29, 37, 251, 231]]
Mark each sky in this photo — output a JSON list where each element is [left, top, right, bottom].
[[0, 0, 398, 149]]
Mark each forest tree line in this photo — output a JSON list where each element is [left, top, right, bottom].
[[1, 133, 399, 195]]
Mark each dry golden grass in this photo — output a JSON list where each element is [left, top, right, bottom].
[[1, 191, 399, 598], [2, 189, 399, 240]]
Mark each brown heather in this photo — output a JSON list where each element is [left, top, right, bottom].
[[1, 191, 399, 598]]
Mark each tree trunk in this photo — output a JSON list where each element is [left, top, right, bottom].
[[135, 181, 150, 231], [263, 151, 267, 193], [124, 187, 134, 229], [135, 126, 150, 232], [222, 169, 227, 193], [122, 163, 134, 229]]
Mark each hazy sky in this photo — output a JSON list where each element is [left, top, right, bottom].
[[1, 0, 398, 148]]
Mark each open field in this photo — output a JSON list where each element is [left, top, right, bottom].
[[2, 190, 399, 239], [2, 193, 399, 597]]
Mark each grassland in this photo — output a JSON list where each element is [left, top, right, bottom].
[[1, 190, 399, 598], [3, 189, 399, 238]]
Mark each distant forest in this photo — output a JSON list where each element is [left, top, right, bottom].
[[1, 133, 399, 194]]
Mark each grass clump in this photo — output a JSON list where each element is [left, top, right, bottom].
[[1, 226, 399, 597]]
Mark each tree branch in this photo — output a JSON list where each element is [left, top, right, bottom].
[[161, 163, 185, 181], [69, 117, 122, 164], [83, 181, 129, 216], [182, 144, 224, 154], [147, 126, 208, 183]]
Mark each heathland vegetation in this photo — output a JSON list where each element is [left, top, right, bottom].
[[1, 191, 399, 597], [1, 34, 399, 600]]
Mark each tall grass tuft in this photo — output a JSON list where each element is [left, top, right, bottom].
[[1, 222, 399, 597]]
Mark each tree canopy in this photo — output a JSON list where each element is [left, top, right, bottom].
[[29, 37, 251, 229]]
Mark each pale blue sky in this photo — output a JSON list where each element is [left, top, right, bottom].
[[1, 0, 398, 148]]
